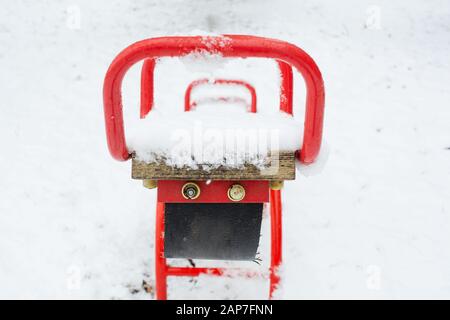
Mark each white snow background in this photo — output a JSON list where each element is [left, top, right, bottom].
[[0, 0, 449, 299]]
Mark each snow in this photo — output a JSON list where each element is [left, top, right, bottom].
[[127, 108, 302, 169], [128, 50, 299, 169], [1, 0, 450, 299]]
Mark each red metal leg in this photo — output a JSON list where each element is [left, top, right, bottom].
[[269, 189, 282, 298], [155, 202, 167, 300], [154, 195, 279, 300]]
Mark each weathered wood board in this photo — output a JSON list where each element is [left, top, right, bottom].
[[131, 151, 296, 181]]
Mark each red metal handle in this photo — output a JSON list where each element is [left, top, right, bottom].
[[141, 59, 293, 117], [184, 78, 257, 112], [103, 35, 325, 164]]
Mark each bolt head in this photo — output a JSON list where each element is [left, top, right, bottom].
[[228, 184, 246, 201], [182, 182, 201, 200]]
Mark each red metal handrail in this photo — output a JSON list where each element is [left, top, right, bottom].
[[140, 59, 293, 117], [103, 35, 325, 164], [277, 60, 293, 114], [184, 78, 257, 112], [140, 58, 155, 119], [140, 58, 156, 118]]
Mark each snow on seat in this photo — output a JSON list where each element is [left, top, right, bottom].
[[127, 105, 302, 180]]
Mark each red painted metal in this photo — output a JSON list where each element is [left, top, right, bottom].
[[166, 267, 268, 278], [140, 58, 155, 118], [269, 189, 282, 298], [158, 180, 269, 203], [154, 188, 281, 300], [104, 35, 325, 164], [277, 60, 293, 114], [103, 35, 325, 300], [155, 202, 167, 300], [184, 78, 257, 113], [141, 60, 293, 117]]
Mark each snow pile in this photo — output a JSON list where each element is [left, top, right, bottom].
[[126, 108, 302, 169], [125, 46, 297, 169]]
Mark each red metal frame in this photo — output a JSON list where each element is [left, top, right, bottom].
[[139, 58, 155, 118], [104, 35, 324, 164], [184, 78, 257, 113], [140, 59, 293, 117], [277, 61, 293, 114], [269, 189, 282, 296], [140, 58, 155, 119], [103, 35, 325, 300], [154, 186, 282, 300], [158, 180, 268, 203]]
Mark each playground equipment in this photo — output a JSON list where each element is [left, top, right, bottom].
[[103, 35, 325, 299]]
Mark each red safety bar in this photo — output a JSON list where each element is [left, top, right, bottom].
[[140, 58, 155, 119], [103, 35, 324, 300], [103, 35, 325, 164], [140, 59, 293, 118], [277, 60, 293, 114], [184, 78, 257, 112]]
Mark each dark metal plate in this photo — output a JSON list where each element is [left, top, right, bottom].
[[164, 203, 263, 261]]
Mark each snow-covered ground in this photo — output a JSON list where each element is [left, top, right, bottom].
[[1, 0, 449, 299]]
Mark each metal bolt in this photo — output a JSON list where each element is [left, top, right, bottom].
[[182, 182, 201, 200], [227, 184, 246, 201], [270, 180, 284, 190], [143, 180, 157, 189]]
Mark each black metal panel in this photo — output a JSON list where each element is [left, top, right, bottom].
[[164, 203, 263, 261]]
